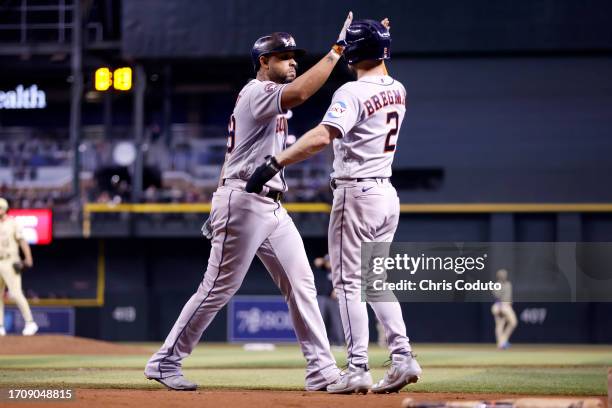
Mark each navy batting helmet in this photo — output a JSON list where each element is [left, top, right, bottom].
[[251, 32, 306, 72], [344, 19, 391, 65]]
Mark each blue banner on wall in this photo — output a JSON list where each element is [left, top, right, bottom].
[[3, 307, 75, 335], [228, 296, 297, 343]]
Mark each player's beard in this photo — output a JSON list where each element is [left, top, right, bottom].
[[283, 70, 296, 83], [275, 72, 295, 84], [269, 66, 296, 84]]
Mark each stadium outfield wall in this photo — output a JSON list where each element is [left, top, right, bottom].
[[21, 235, 612, 343]]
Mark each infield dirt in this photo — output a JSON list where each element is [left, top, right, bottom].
[[0, 335, 149, 355], [4, 390, 607, 408]]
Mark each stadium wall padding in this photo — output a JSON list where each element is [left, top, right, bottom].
[[26, 236, 612, 342]]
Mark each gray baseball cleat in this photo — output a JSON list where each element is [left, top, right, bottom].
[[326, 364, 372, 394], [371, 352, 421, 394], [148, 375, 197, 391]]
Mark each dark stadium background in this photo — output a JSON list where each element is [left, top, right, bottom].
[[1, 0, 611, 341]]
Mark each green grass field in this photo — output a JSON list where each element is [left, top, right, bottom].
[[0, 343, 610, 395]]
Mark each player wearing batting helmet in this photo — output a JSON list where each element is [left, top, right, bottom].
[[247, 18, 422, 394], [145, 13, 357, 392], [250, 32, 306, 74]]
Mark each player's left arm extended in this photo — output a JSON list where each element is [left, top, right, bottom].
[[18, 238, 33, 267], [245, 124, 339, 193]]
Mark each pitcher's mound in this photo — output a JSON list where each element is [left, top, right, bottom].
[[0, 335, 149, 355]]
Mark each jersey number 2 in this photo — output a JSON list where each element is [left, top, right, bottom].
[[384, 111, 399, 153], [227, 115, 236, 153]]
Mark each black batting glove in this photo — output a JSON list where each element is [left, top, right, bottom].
[[245, 156, 283, 194]]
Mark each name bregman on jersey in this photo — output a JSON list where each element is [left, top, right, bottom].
[[363, 89, 405, 118]]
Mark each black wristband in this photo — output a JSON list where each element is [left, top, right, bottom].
[[266, 156, 283, 172]]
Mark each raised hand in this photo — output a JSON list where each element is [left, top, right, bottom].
[[381, 18, 390, 31], [336, 11, 354, 45]]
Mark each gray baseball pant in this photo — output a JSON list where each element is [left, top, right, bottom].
[[145, 185, 340, 390], [328, 179, 412, 366]]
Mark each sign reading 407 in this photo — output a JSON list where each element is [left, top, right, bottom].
[[520, 308, 547, 324]]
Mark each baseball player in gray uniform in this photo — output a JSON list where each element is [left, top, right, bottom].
[[145, 13, 355, 391], [247, 19, 422, 394]]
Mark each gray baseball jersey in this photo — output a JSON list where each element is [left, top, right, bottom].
[[320, 75, 406, 179], [323, 75, 413, 367], [223, 79, 289, 191]]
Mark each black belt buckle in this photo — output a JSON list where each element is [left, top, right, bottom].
[[266, 190, 283, 202]]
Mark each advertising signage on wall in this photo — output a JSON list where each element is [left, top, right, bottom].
[[228, 296, 297, 342], [8, 209, 53, 245], [0, 85, 47, 109]]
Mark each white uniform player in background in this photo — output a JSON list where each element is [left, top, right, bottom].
[[247, 19, 422, 394], [491, 268, 517, 349], [0, 198, 38, 336], [145, 13, 356, 391]]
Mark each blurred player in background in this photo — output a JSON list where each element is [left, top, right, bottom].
[[491, 268, 517, 349], [0, 198, 38, 336], [144, 13, 356, 392], [246, 18, 422, 394], [313, 254, 344, 347]]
